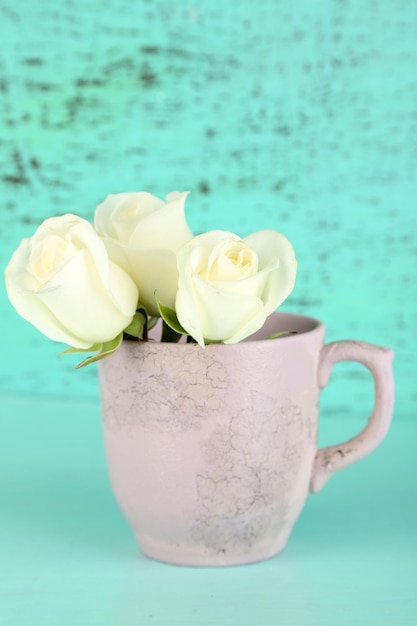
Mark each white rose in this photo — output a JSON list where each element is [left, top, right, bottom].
[[175, 230, 297, 346], [5, 214, 139, 349], [94, 191, 193, 316]]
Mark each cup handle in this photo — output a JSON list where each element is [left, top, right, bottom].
[[310, 340, 395, 493]]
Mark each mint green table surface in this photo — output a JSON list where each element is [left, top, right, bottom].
[[1, 395, 416, 626]]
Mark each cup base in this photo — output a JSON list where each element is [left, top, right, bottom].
[[136, 533, 290, 567]]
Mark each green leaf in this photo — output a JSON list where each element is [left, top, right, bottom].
[[124, 310, 147, 340], [147, 316, 158, 330], [268, 331, 298, 340], [154, 293, 187, 337], [73, 333, 124, 369], [60, 343, 102, 356], [161, 319, 183, 343]]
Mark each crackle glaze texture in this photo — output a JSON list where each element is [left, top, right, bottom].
[[98, 312, 394, 566]]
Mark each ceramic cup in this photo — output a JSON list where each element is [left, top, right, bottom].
[[98, 312, 394, 566]]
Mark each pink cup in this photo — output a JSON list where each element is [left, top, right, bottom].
[[98, 312, 394, 566]]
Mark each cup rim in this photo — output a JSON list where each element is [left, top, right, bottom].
[[230, 310, 324, 345], [123, 310, 325, 349]]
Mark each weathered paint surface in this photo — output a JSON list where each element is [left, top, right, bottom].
[[0, 1, 416, 417]]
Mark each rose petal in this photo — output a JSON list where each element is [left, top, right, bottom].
[[244, 230, 297, 314], [36, 250, 137, 345], [175, 228, 297, 346], [95, 192, 165, 241], [206, 238, 258, 282], [5, 216, 139, 349], [129, 191, 192, 250], [177, 273, 266, 345], [118, 247, 180, 315], [95, 191, 193, 313], [5, 277, 95, 348]]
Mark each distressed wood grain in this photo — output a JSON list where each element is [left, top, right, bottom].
[[0, 0, 416, 416]]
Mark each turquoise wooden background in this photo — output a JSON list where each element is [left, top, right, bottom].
[[1, 0, 416, 418]]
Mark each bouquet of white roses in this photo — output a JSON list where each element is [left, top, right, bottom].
[[4, 191, 297, 367]]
